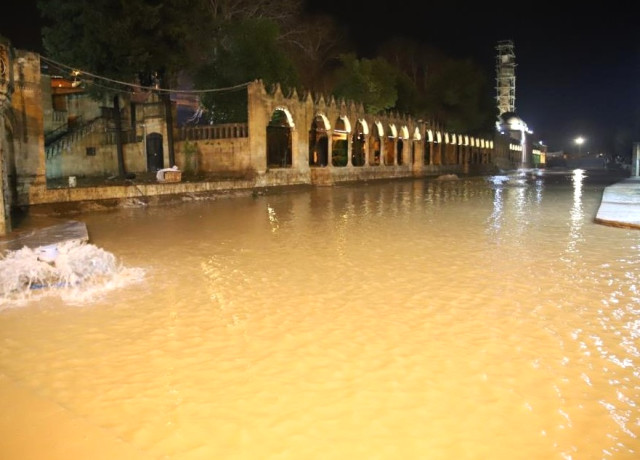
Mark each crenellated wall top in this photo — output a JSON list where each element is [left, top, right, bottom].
[[249, 79, 494, 146]]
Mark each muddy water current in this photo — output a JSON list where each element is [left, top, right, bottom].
[[0, 171, 638, 459]]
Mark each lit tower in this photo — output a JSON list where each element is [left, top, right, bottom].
[[495, 40, 516, 116], [495, 40, 531, 168]]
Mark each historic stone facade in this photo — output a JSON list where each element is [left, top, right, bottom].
[[0, 45, 525, 235]]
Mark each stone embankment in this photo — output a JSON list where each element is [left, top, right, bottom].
[[595, 177, 640, 229]]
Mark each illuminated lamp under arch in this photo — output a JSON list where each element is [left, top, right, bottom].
[[400, 125, 409, 139], [427, 129, 434, 142], [413, 127, 421, 141], [436, 131, 442, 143], [388, 123, 398, 138]]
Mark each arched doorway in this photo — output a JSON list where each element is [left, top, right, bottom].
[[352, 120, 367, 166], [332, 118, 348, 167], [384, 125, 396, 166], [369, 122, 382, 166], [309, 115, 329, 167], [267, 109, 293, 168], [146, 132, 164, 171]]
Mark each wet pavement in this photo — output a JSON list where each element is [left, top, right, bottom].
[[595, 176, 640, 229], [0, 220, 89, 252]]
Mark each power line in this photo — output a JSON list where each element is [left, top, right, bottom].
[[40, 55, 251, 94]]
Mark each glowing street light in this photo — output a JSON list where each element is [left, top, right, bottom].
[[575, 136, 585, 155]]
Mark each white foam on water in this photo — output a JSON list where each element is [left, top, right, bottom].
[[0, 240, 145, 309]]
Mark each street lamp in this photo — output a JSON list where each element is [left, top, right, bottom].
[[574, 136, 585, 156]]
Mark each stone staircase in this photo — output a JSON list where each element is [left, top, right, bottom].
[[45, 116, 104, 159]]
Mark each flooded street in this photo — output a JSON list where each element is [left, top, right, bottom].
[[1, 171, 639, 459]]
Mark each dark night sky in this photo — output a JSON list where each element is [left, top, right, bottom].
[[1, 1, 638, 155], [306, 1, 640, 155]]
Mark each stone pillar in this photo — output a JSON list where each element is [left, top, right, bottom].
[[632, 142, 640, 177], [346, 132, 353, 168], [327, 130, 334, 168], [247, 80, 267, 174], [0, 39, 14, 235]]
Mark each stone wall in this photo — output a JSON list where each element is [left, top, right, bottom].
[[0, 48, 525, 234]]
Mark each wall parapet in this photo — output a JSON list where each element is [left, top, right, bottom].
[[177, 123, 248, 141]]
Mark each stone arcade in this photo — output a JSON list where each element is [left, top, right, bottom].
[[0, 44, 525, 235]]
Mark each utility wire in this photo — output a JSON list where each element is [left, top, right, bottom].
[[40, 55, 251, 94]]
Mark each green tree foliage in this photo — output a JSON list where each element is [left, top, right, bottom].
[[423, 59, 497, 134], [378, 38, 496, 135], [37, 0, 498, 138], [332, 54, 398, 114], [38, 0, 206, 85], [194, 18, 300, 123]]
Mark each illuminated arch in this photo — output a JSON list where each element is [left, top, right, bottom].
[[374, 120, 384, 137], [357, 118, 370, 135], [274, 106, 295, 127], [427, 129, 434, 142], [314, 113, 330, 130], [334, 115, 351, 133]]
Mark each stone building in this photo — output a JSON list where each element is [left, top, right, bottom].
[[0, 43, 523, 235]]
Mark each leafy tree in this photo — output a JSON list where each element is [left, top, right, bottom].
[[279, 14, 351, 93], [38, 0, 210, 174], [194, 18, 300, 123], [378, 37, 495, 134], [423, 58, 496, 134], [332, 54, 398, 114]]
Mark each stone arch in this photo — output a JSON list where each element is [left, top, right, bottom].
[[267, 107, 293, 168], [434, 131, 443, 165], [368, 121, 383, 166], [331, 116, 349, 167], [352, 119, 367, 167], [309, 113, 329, 167], [384, 124, 396, 166], [424, 129, 433, 166], [396, 125, 409, 166], [411, 127, 421, 166]]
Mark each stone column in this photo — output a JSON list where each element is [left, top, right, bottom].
[[327, 130, 334, 168], [0, 40, 14, 235]]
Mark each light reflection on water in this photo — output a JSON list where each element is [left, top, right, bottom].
[[0, 171, 638, 459]]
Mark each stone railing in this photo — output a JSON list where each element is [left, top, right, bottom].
[[177, 123, 248, 141], [45, 117, 103, 158]]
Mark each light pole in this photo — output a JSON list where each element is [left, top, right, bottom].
[[574, 136, 585, 156]]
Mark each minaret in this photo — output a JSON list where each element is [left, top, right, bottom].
[[495, 40, 516, 116]]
